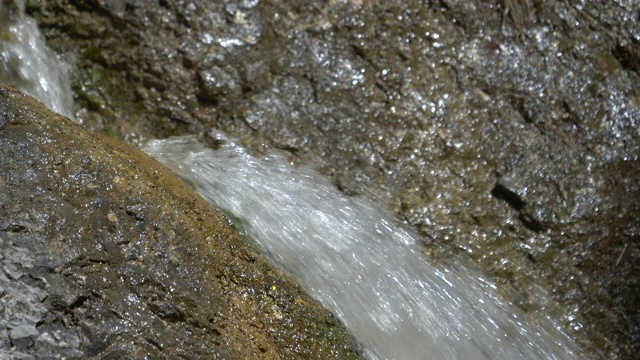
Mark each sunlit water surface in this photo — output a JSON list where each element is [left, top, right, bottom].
[[144, 133, 580, 360]]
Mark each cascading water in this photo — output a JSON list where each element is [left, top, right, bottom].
[[1, 3, 582, 358], [0, 0, 74, 118], [144, 132, 581, 360]]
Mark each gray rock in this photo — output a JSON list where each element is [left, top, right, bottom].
[[9, 324, 38, 350]]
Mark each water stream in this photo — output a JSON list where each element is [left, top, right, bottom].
[[144, 132, 580, 360], [1, 2, 581, 358], [0, 0, 74, 118]]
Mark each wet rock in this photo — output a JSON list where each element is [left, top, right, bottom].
[[197, 65, 241, 105], [26, 0, 640, 358], [9, 324, 38, 349], [0, 86, 361, 359], [492, 174, 546, 232]]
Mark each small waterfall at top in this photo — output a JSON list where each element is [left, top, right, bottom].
[[0, 0, 74, 118], [144, 132, 580, 360]]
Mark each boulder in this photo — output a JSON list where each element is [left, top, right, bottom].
[[0, 86, 360, 359]]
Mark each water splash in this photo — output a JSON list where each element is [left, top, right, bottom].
[[144, 132, 580, 360], [0, 0, 75, 118]]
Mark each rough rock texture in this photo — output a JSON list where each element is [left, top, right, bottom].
[[27, 0, 640, 358], [0, 86, 361, 359]]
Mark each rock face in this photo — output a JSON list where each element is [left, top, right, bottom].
[[0, 86, 360, 359], [26, 0, 640, 358]]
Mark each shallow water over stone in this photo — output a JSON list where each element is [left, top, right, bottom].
[[145, 132, 580, 360]]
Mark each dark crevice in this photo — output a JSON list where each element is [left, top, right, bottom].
[[125, 209, 145, 221], [492, 182, 544, 232], [491, 182, 524, 211], [519, 213, 544, 233], [69, 295, 88, 310], [613, 44, 640, 74], [511, 96, 533, 123], [145, 337, 163, 350], [148, 302, 187, 323], [0, 224, 28, 233], [527, 252, 536, 263]]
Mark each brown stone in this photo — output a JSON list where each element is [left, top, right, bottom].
[[0, 86, 360, 359]]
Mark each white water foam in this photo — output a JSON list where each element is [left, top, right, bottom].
[[144, 132, 580, 360], [0, 0, 74, 118]]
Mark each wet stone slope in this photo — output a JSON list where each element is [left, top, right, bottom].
[[0, 86, 361, 359], [27, 0, 640, 358]]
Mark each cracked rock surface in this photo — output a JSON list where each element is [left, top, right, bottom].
[[0, 86, 361, 359]]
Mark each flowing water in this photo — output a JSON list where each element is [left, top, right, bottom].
[[0, 0, 74, 118], [1, 3, 582, 359], [144, 132, 580, 360]]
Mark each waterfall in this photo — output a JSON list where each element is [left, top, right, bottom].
[[0, 2, 582, 358], [144, 132, 580, 360], [0, 0, 74, 118]]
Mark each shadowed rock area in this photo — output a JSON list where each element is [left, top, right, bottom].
[[0, 86, 361, 359], [25, 0, 640, 358]]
